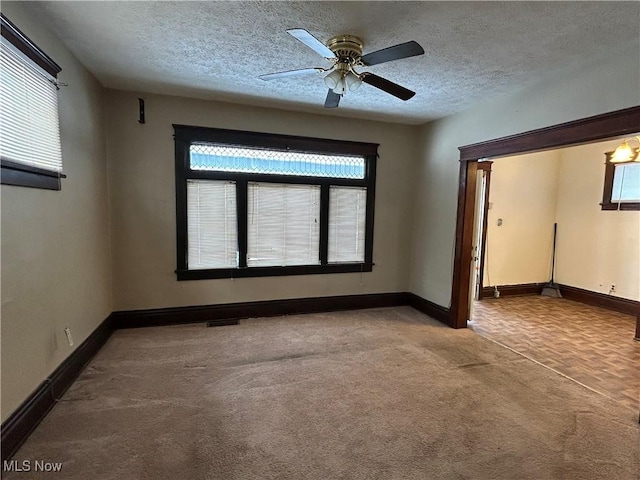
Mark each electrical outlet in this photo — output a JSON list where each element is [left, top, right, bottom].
[[64, 327, 74, 347]]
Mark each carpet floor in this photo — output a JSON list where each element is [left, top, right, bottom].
[[6, 307, 640, 479]]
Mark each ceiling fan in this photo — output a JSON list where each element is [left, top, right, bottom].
[[259, 29, 425, 108]]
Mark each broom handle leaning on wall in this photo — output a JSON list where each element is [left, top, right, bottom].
[[551, 223, 557, 283]]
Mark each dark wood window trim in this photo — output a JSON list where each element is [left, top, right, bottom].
[[174, 125, 378, 280], [1, 159, 66, 191], [1, 14, 64, 191], [600, 152, 640, 211], [0, 13, 61, 78]]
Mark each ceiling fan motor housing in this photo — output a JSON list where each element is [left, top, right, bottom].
[[327, 34, 364, 63]]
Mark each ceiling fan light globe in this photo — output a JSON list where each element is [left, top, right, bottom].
[[333, 77, 346, 95], [346, 73, 362, 91], [333, 83, 347, 95], [324, 70, 342, 90]]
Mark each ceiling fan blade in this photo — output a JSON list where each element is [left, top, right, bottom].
[[259, 68, 321, 81], [287, 29, 335, 58], [324, 89, 341, 108], [361, 73, 415, 101], [360, 41, 424, 66]]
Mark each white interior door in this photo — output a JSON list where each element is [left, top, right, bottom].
[[468, 167, 489, 318]]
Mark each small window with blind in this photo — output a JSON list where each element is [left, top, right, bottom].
[[601, 151, 640, 211], [0, 14, 64, 190], [174, 125, 378, 280]]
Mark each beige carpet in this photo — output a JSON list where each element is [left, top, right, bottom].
[[6, 307, 639, 479]]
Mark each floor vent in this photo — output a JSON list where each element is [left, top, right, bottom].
[[206, 319, 239, 327]]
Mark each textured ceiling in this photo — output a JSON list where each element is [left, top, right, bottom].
[[23, 1, 640, 124]]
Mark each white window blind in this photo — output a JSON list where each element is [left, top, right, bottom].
[[247, 183, 320, 267], [0, 39, 62, 172], [612, 163, 640, 202], [187, 180, 238, 269], [328, 186, 367, 263]]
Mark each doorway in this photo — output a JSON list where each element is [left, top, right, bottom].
[[449, 105, 640, 330]]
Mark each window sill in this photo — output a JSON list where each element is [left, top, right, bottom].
[[600, 202, 640, 211], [177, 263, 373, 280], [1, 159, 65, 191]]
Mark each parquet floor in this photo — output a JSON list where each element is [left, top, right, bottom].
[[469, 295, 639, 411]]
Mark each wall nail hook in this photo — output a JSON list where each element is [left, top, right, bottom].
[[138, 98, 145, 124]]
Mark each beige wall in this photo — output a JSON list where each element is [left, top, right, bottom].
[[555, 139, 640, 301], [483, 151, 560, 287], [1, 3, 112, 421], [105, 90, 418, 311], [481, 140, 639, 302], [409, 39, 640, 308]]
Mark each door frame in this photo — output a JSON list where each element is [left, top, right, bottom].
[[474, 162, 492, 301], [449, 105, 640, 329]]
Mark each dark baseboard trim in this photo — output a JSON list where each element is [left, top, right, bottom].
[[481, 283, 545, 298], [558, 284, 640, 317], [111, 293, 410, 329], [1, 315, 114, 462], [406, 293, 450, 325], [1, 291, 452, 461], [480, 283, 639, 318]]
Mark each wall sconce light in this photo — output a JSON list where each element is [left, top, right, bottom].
[[610, 136, 640, 164]]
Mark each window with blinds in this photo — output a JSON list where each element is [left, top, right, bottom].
[[0, 14, 63, 190], [187, 180, 238, 269], [247, 183, 320, 267], [174, 125, 378, 280], [328, 186, 367, 263]]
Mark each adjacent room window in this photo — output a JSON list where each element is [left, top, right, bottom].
[[601, 152, 640, 211], [174, 125, 378, 280], [0, 14, 64, 190]]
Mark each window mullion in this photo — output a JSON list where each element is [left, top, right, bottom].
[[364, 154, 377, 265], [319, 184, 329, 265], [236, 180, 248, 268], [175, 141, 189, 271]]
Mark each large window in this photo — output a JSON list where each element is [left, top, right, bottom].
[[174, 125, 377, 280], [601, 152, 640, 211], [0, 14, 64, 190]]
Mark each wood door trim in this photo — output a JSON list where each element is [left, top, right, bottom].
[[458, 106, 640, 162]]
